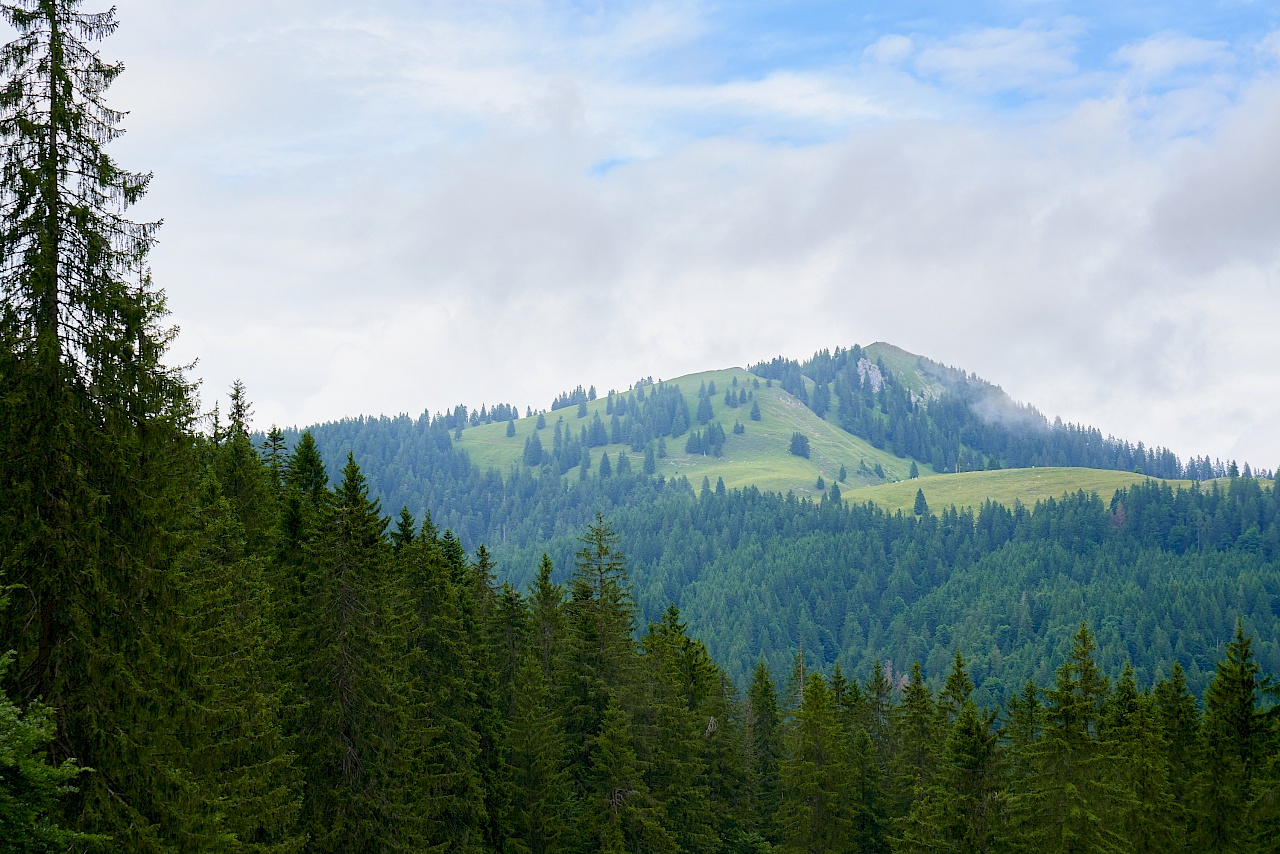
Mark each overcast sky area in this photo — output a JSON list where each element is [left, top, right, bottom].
[[85, 0, 1280, 468]]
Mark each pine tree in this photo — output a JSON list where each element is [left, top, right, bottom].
[[1192, 621, 1272, 851], [750, 400, 762, 421], [777, 674, 855, 852], [1153, 661, 1200, 819], [1012, 623, 1127, 853], [746, 661, 783, 840], [0, 1, 222, 845], [398, 514, 487, 850], [1102, 664, 1178, 854], [291, 454, 419, 852], [503, 656, 571, 854]]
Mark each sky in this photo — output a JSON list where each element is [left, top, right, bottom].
[[84, 0, 1280, 468]]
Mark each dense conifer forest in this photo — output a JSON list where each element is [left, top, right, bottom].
[[2, 2, 1279, 851], [291, 409, 1280, 701]]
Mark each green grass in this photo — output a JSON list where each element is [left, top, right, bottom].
[[456, 367, 928, 498], [844, 467, 1200, 514], [458, 366, 1271, 510]]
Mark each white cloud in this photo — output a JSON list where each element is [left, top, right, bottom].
[[1113, 32, 1232, 80], [913, 21, 1081, 93], [86, 1, 1280, 469], [864, 35, 914, 66]]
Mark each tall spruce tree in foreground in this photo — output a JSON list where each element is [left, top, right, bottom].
[[777, 673, 855, 852], [292, 455, 419, 852], [398, 513, 487, 851], [1013, 623, 1127, 854], [0, 1, 216, 846], [746, 661, 783, 839], [1193, 621, 1275, 852], [181, 395, 303, 853]]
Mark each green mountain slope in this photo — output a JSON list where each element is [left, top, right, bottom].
[[280, 346, 1280, 703], [457, 367, 931, 498], [459, 363, 1244, 514], [848, 467, 1199, 514]]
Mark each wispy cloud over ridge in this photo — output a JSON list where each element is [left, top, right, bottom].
[[85, 0, 1280, 468]]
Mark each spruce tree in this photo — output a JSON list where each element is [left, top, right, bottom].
[[291, 454, 419, 852], [938, 650, 975, 727], [1103, 665, 1178, 854], [849, 726, 891, 852], [390, 505, 417, 553], [899, 698, 1007, 854], [503, 656, 571, 854], [0, 621, 99, 851], [895, 662, 938, 807], [560, 514, 641, 825], [460, 544, 509, 851], [260, 426, 288, 496], [398, 513, 487, 850], [746, 661, 783, 840], [776, 674, 855, 852], [1193, 622, 1272, 851], [181, 463, 304, 853], [865, 660, 898, 769], [580, 698, 675, 853], [0, 1, 220, 845], [636, 607, 721, 852], [1012, 624, 1127, 853]]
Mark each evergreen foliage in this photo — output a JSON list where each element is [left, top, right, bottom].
[[751, 345, 1230, 480], [2, 11, 1279, 850], [0, 647, 99, 851]]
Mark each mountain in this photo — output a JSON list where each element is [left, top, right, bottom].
[[276, 342, 1280, 702], [456, 366, 922, 500]]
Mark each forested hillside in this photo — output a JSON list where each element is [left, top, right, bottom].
[[288, 397, 1280, 699], [751, 342, 1268, 481]]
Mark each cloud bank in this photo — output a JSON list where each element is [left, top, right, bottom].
[[94, 1, 1280, 469]]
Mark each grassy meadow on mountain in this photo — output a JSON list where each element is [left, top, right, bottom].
[[457, 367, 926, 498], [288, 345, 1280, 701]]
